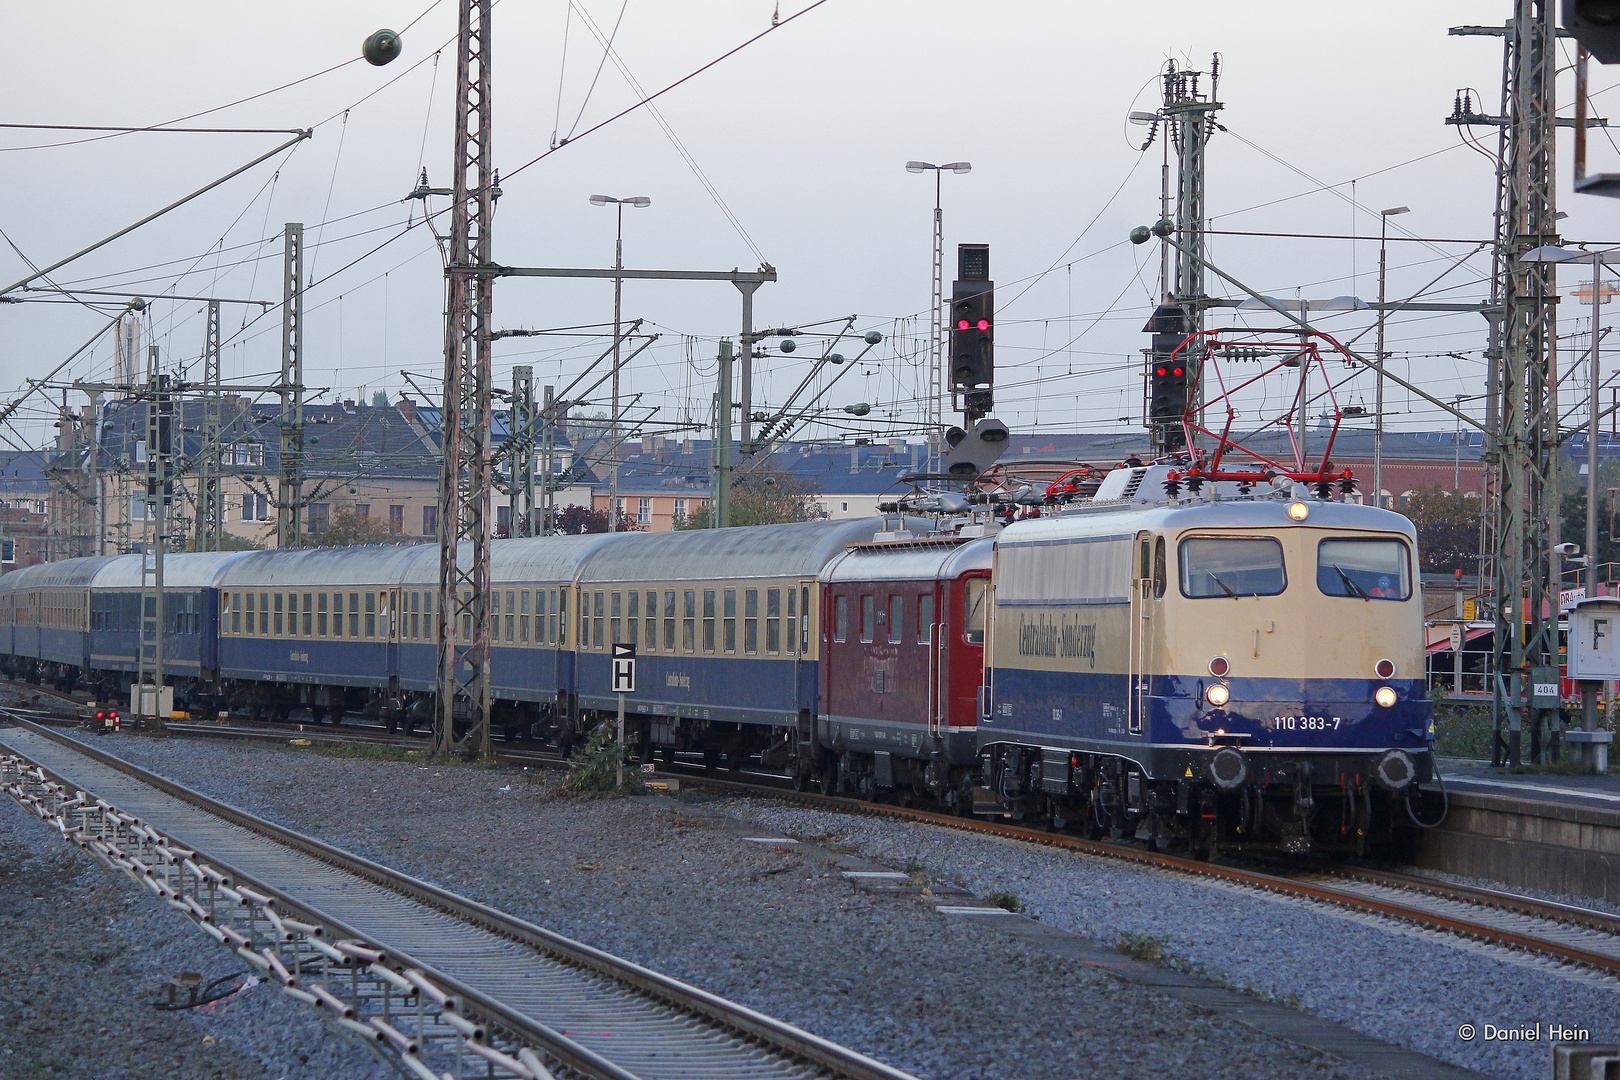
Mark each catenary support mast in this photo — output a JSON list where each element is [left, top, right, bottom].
[[434, 0, 496, 761]]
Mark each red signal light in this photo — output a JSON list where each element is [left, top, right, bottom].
[[957, 319, 970, 330], [1172, 366, 1183, 376], [976, 319, 990, 331], [1156, 366, 1166, 375]]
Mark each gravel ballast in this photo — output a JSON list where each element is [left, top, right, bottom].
[[15, 730, 1394, 1080], [0, 788, 391, 1080], [726, 799, 1620, 1080]]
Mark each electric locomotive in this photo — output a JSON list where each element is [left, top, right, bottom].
[[975, 464, 1431, 855]]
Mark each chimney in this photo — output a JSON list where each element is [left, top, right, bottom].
[[396, 396, 418, 422]]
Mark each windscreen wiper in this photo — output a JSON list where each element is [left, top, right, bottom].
[[1209, 574, 1238, 599], [1332, 564, 1370, 601]]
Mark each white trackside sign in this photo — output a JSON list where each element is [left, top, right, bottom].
[[611, 643, 636, 694]]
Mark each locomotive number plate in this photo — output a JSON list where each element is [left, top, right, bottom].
[[1272, 715, 1341, 731]]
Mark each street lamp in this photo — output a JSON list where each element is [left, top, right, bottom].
[[906, 160, 971, 472], [589, 194, 651, 532], [1374, 205, 1410, 509]]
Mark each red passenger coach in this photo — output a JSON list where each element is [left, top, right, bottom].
[[816, 534, 994, 808]]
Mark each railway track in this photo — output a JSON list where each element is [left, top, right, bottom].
[[665, 773, 1620, 983], [9, 679, 1620, 987], [0, 712, 917, 1080]]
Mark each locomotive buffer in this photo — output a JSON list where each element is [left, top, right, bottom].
[[612, 643, 636, 789]]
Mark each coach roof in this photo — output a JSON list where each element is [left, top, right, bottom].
[[92, 551, 257, 589], [11, 555, 124, 589], [218, 543, 432, 588], [578, 518, 911, 583]]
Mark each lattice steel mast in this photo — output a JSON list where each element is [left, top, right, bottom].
[[434, 0, 496, 761], [1485, 2, 1562, 766], [277, 224, 305, 548]]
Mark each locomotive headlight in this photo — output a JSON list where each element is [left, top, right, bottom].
[[1374, 686, 1398, 708], [1206, 682, 1230, 707], [1287, 501, 1310, 521]]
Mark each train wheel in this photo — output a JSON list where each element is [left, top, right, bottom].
[[792, 768, 811, 793]]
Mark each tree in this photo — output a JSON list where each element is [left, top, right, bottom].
[[555, 505, 610, 534], [550, 505, 644, 534], [1399, 487, 1481, 574], [299, 508, 400, 547], [673, 472, 828, 529]]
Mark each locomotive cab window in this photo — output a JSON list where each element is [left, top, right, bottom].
[[1317, 537, 1411, 601], [1153, 537, 1167, 599], [1179, 537, 1287, 598]]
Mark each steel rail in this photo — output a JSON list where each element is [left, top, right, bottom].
[[0, 714, 918, 1080]]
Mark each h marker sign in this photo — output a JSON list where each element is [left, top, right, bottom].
[[611, 643, 636, 694]]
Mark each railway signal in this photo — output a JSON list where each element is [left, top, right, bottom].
[[1565, 0, 1620, 63], [950, 243, 993, 420], [1145, 303, 1190, 452]]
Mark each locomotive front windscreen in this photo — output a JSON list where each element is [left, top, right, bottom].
[[1179, 537, 1287, 598], [1316, 537, 1411, 600]]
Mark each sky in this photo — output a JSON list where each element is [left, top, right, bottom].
[[3, 1, 1619, 455]]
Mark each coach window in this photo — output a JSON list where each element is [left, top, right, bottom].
[[245, 592, 256, 635], [318, 592, 328, 637], [646, 591, 658, 649], [555, 589, 566, 645], [547, 589, 558, 644], [609, 591, 622, 646], [349, 593, 361, 637], [365, 592, 377, 638], [723, 588, 737, 653], [288, 593, 299, 637], [257, 593, 268, 635], [406, 592, 417, 640], [888, 595, 904, 644], [786, 589, 797, 654], [704, 590, 718, 652], [274, 593, 284, 636], [594, 591, 606, 649], [919, 594, 935, 644], [860, 595, 875, 643], [665, 591, 677, 652], [745, 589, 759, 653], [232, 593, 242, 635], [766, 589, 781, 653], [801, 586, 812, 652], [332, 593, 343, 637], [506, 590, 516, 642], [520, 590, 530, 643], [423, 592, 434, 640], [964, 579, 987, 644], [834, 595, 849, 642], [303, 593, 313, 637], [1153, 537, 1167, 599], [1179, 537, 1287, 598], [626, 591, 639, 647]]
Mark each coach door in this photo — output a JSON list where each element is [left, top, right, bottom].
[[1128, 532, 1152, 734]]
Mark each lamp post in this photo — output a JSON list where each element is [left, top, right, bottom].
[[589, 194, 651, 532], [905, 160, 970, 472], [1374, 206, 1410, 509]]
